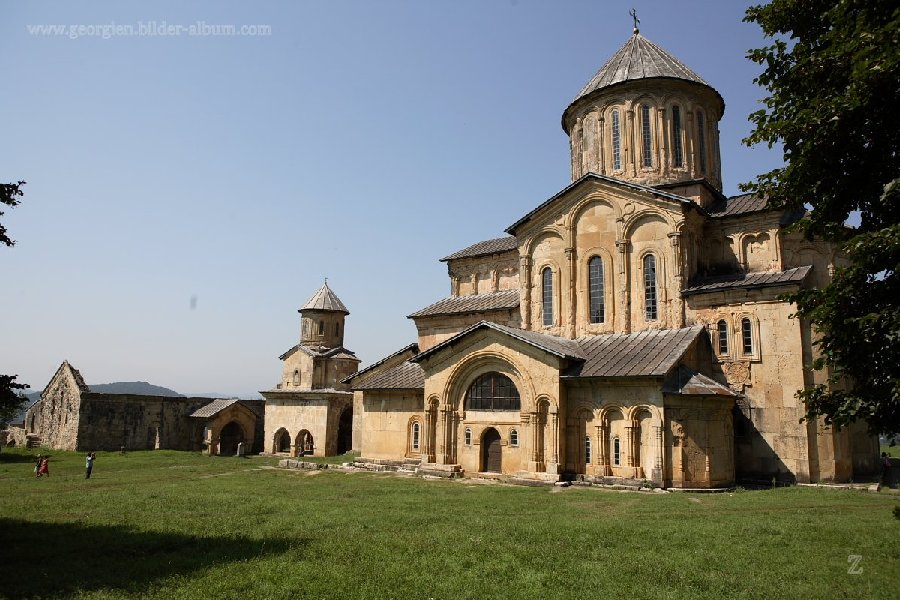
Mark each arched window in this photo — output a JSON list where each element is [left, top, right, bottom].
[[611, 110, 622, 170], [717, 320, 729, 354], [541, 267, 554, 326], [464, 428, 472, 446], [641, 104, 653, 168], [412, 421, 420, 451], [742, 317, 753, 355], [613, 436, 621, 466], [510, 429, 519, 447], [588, 256, 605, 324], [335, 322, 340, 337], [585, 436, 592, 464], [292, 370, 300, 386], [643, 254, 658, 321], [466, 372, 521, 411], [696, 111, 707, 174], [318, 320, 325, 336], [672, 105, 684, 167]]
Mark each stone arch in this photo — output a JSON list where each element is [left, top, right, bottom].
[[481, 427, 502, 473], [273, 427, 291, 454], [294, 429, 314, 456], [443, 350, 535, 414], [337, 406, 353, 455], [622, 210, 676, 241], [218, 421, 244, 456]]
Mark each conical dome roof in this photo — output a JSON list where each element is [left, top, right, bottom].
[[563, 32, 724, 132], [300, 282, 349, 314]]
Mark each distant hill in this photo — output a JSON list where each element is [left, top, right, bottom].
[[88, 382, 184, 396]]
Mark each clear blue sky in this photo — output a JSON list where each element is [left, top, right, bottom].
[[0, 0, 782, 397]]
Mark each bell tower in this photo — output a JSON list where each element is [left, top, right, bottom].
[[299, 281, 349, 349]]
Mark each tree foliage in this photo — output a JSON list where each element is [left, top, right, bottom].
[[743, 0, 900, 434], [1, 180, 28, 426], [0, 180, 26, 247]]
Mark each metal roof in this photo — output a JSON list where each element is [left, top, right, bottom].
[[440, 236, 518, 262], [707, 193, 769, 217], [300, 282, 349, 314], [566, 326, 704, 378], [662, 366, 738, 397], [563, 32, 724, 132], [342, 343, 419, 384], [682, 266, 811, 296], [408, 289, 520, 319], [278, 344, 359, 361], [189, 398, 240, 419], [351, 361, 425, 391]]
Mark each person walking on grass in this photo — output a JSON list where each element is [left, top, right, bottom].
[[882, 452, 892, 485], [37, 456, 49, 477], [34, 454, 42, 477], [85, 452, 95, 479]]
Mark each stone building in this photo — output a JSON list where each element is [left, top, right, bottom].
[[260, 283, 360, 457], [343, 30, 878, 486], [20, 361, 264, 454]]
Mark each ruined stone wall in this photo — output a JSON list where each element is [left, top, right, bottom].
[[76, 394, 208, 452], [26, 364, 86, 451]]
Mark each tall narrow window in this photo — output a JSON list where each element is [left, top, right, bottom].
[[643, 254, 658, 321], [742, 318, 753, 355], [641, 104, 653, 167], [697, 111, 707, 174], [510, 430, 519, 447], [672, 105, 684, 167], [318, 320, 325, 336], [542, 267, 554, 326], [613, 436, 621, 466], [292, 370, 300, 386], [585, 436, 592, 464], [717, 320, 729, 354], [335, 322, 340, 337], [412, 422, 420, 450], [588, 256, 605, 324], [611, 110, 622, 170], [465, 428, 472, 446]]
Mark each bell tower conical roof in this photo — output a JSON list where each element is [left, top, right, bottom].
[[300, 282, 349, 315]]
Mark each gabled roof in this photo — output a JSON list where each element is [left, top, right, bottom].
[[300, 282, 349, 314], [707, 193, 768, 217], [189, 398, 241, 419], [411, 321, 583, 364], [42, 360, 90, 397], [342, 343, 419, 385], [565, 326, 704, 378], [564, 32, 723, 132], [505, 172, 697, 236], [663, 366, 738, 397], [408, 289, 520, 319], [440, 236, 518, 262], [279, 344, 359, 362], [682, 266, 811, 297], [351, 361, 425, 391]]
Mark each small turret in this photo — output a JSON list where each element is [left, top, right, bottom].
[[299, 282, 349, 348]]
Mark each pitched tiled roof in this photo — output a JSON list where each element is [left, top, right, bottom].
[[506, 173, 696, 235], [342, 343, 419, 384], [279, 344, 359, 361], [440, 236, 518, 262], [300, 283, 349, 314], [408, 289, 520, 319], [189, 398, 240, 418], [707, 193, 768, 217], [412, 321, 583, 364], [663, 366, 738, 397], [563, 33, 724, 132], [352, 361, 425, 391], [566, 326, 704, 378], [682, 266, 811, 296]]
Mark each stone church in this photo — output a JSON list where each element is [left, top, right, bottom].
[[327, 29, 877, 487]]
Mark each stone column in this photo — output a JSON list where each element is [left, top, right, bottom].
[[685, 112, 696, 179], [565, 247, 576, 338], [668, 231, 684, 327], [625, 425, 635, 476], [520, 255, 532, 327], [627, 109, 636, 178], [657, 107, 668, 177], [616, 239, 630, 333], [598, 116, 606, 175], [548, 409, 560, 474]]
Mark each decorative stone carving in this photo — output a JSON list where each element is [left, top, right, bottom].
[[721, 361, 751, 392]]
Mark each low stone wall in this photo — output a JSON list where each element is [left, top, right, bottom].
[[2, 427, 28, 447]]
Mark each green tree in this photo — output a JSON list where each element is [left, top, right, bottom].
[[1, 181, 29, 427], [743, 0, 900, 435]]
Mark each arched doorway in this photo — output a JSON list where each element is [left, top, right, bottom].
[[482, 428, 502, 473], [219, 421, 244, 456], [336, 407, 352, 454], [273, 428, 291, 454], [296, 430, 314, 456]]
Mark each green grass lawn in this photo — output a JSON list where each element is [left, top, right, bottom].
[[1, 448, 897, 599]]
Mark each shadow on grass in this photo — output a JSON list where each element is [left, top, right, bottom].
[[0, 452, 44, 464], [0, 518, 300, 599]]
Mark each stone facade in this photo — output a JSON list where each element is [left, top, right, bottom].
[[22, 361, 264, 454], [344, 30, 878, 487], [260, 283, 360, 457]]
